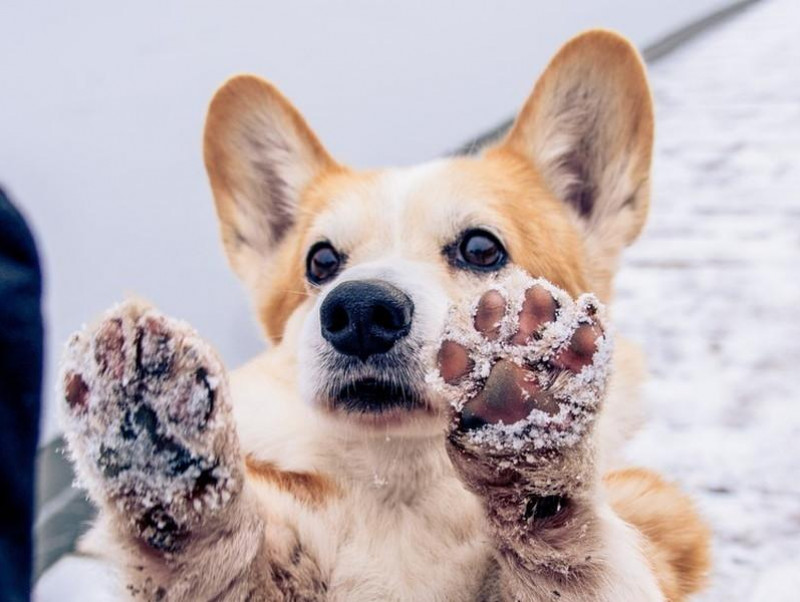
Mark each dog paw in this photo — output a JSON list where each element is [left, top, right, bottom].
[[61, 301, 242, 552], [432, 266, 612, 457], [432, 269, 612, 524]]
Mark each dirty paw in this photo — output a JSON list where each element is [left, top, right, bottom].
[[61, 300, 241, 551], [432, 268, 612, 453]]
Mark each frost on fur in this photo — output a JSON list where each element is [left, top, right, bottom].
[[59, 300, 242, 552], [428, 266, 613, 453]]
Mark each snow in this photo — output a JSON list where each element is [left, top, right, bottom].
[[35, 556, 122, 602], [614, 0, 800, 599]]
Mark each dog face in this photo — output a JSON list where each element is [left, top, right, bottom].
[[203, 30, 653, 435]]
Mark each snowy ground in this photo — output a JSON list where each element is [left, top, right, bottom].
[[614, 0, 800, 599]]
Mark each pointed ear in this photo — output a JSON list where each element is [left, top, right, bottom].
[[499, 30, 654, 249], [204, 75, 337, 287]]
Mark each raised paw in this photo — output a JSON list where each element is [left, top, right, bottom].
[[433, 268, 612, 453], [61, 300, 242, 552]]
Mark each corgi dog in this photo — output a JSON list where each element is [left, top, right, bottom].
[[61, 30, 710, 601]]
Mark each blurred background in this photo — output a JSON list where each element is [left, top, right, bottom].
[[2, 0, 797, 600]]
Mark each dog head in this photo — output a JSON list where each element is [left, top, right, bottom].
[[203, 30, 653, 435]]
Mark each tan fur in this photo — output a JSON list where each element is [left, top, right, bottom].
[[606, 468, 712, 601], [73, 29, 710, 601]]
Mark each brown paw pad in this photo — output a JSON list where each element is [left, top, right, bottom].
[[94, 318, 125, 379], [136, 315, 176, 377], [473, 290, 506, 340], [459, 360, 559, 431], [434, 268, 612, 452], [437, 340, 473, 384], [553, 322, 603, 372], [64, 372, 89, 412], [511, 285, 558, 344]]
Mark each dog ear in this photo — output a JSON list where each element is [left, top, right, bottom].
[[204, 75, 337, 287], [499, 30, 653, 252]]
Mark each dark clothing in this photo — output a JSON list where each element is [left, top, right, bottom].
[[0, 187, 43, 602]]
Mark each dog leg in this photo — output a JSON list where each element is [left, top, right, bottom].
[[434, 269, 667, 601], [61, 301, 326, 601]]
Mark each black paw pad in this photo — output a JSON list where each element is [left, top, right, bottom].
[[137, 505, 185, 552]]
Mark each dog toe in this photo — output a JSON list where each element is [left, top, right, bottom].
[[511, 285, 558, 345], [437, 340, 473, 384], [553, 322, 603, 372], [473, 290, 506, 340]]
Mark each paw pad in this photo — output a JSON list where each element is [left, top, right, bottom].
[[64, 373, 89, 411], [93, 318, 125, 379], [473, 290, 507, 340], [136, 315, 176, 377], [431, 267, 612, 451], [460, 360, 557, 431]]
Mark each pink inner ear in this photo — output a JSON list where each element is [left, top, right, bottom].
[[205, 74, 338, 268]]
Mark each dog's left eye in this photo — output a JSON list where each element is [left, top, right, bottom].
[[306, 242, 342, 284], [453, 229, 508, 271]]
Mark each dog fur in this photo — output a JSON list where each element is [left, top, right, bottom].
[[67, 30, 711, 601]]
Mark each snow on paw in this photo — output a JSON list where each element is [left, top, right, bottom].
[[431, 267, 612, 455], [60, 300, 242, 552]]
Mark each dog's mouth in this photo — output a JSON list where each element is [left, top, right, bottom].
[[329, 377, 427, 415]]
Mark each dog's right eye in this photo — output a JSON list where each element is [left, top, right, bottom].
[[306, 242, 342, 285]]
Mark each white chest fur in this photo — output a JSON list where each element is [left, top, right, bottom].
[[231, 351, 497, 600]]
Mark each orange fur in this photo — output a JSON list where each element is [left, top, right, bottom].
[[606, 468, 712, 601], [245, 455, 339, 508]]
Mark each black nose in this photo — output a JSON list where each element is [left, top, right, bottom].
[[320, 280, 414, 360]]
